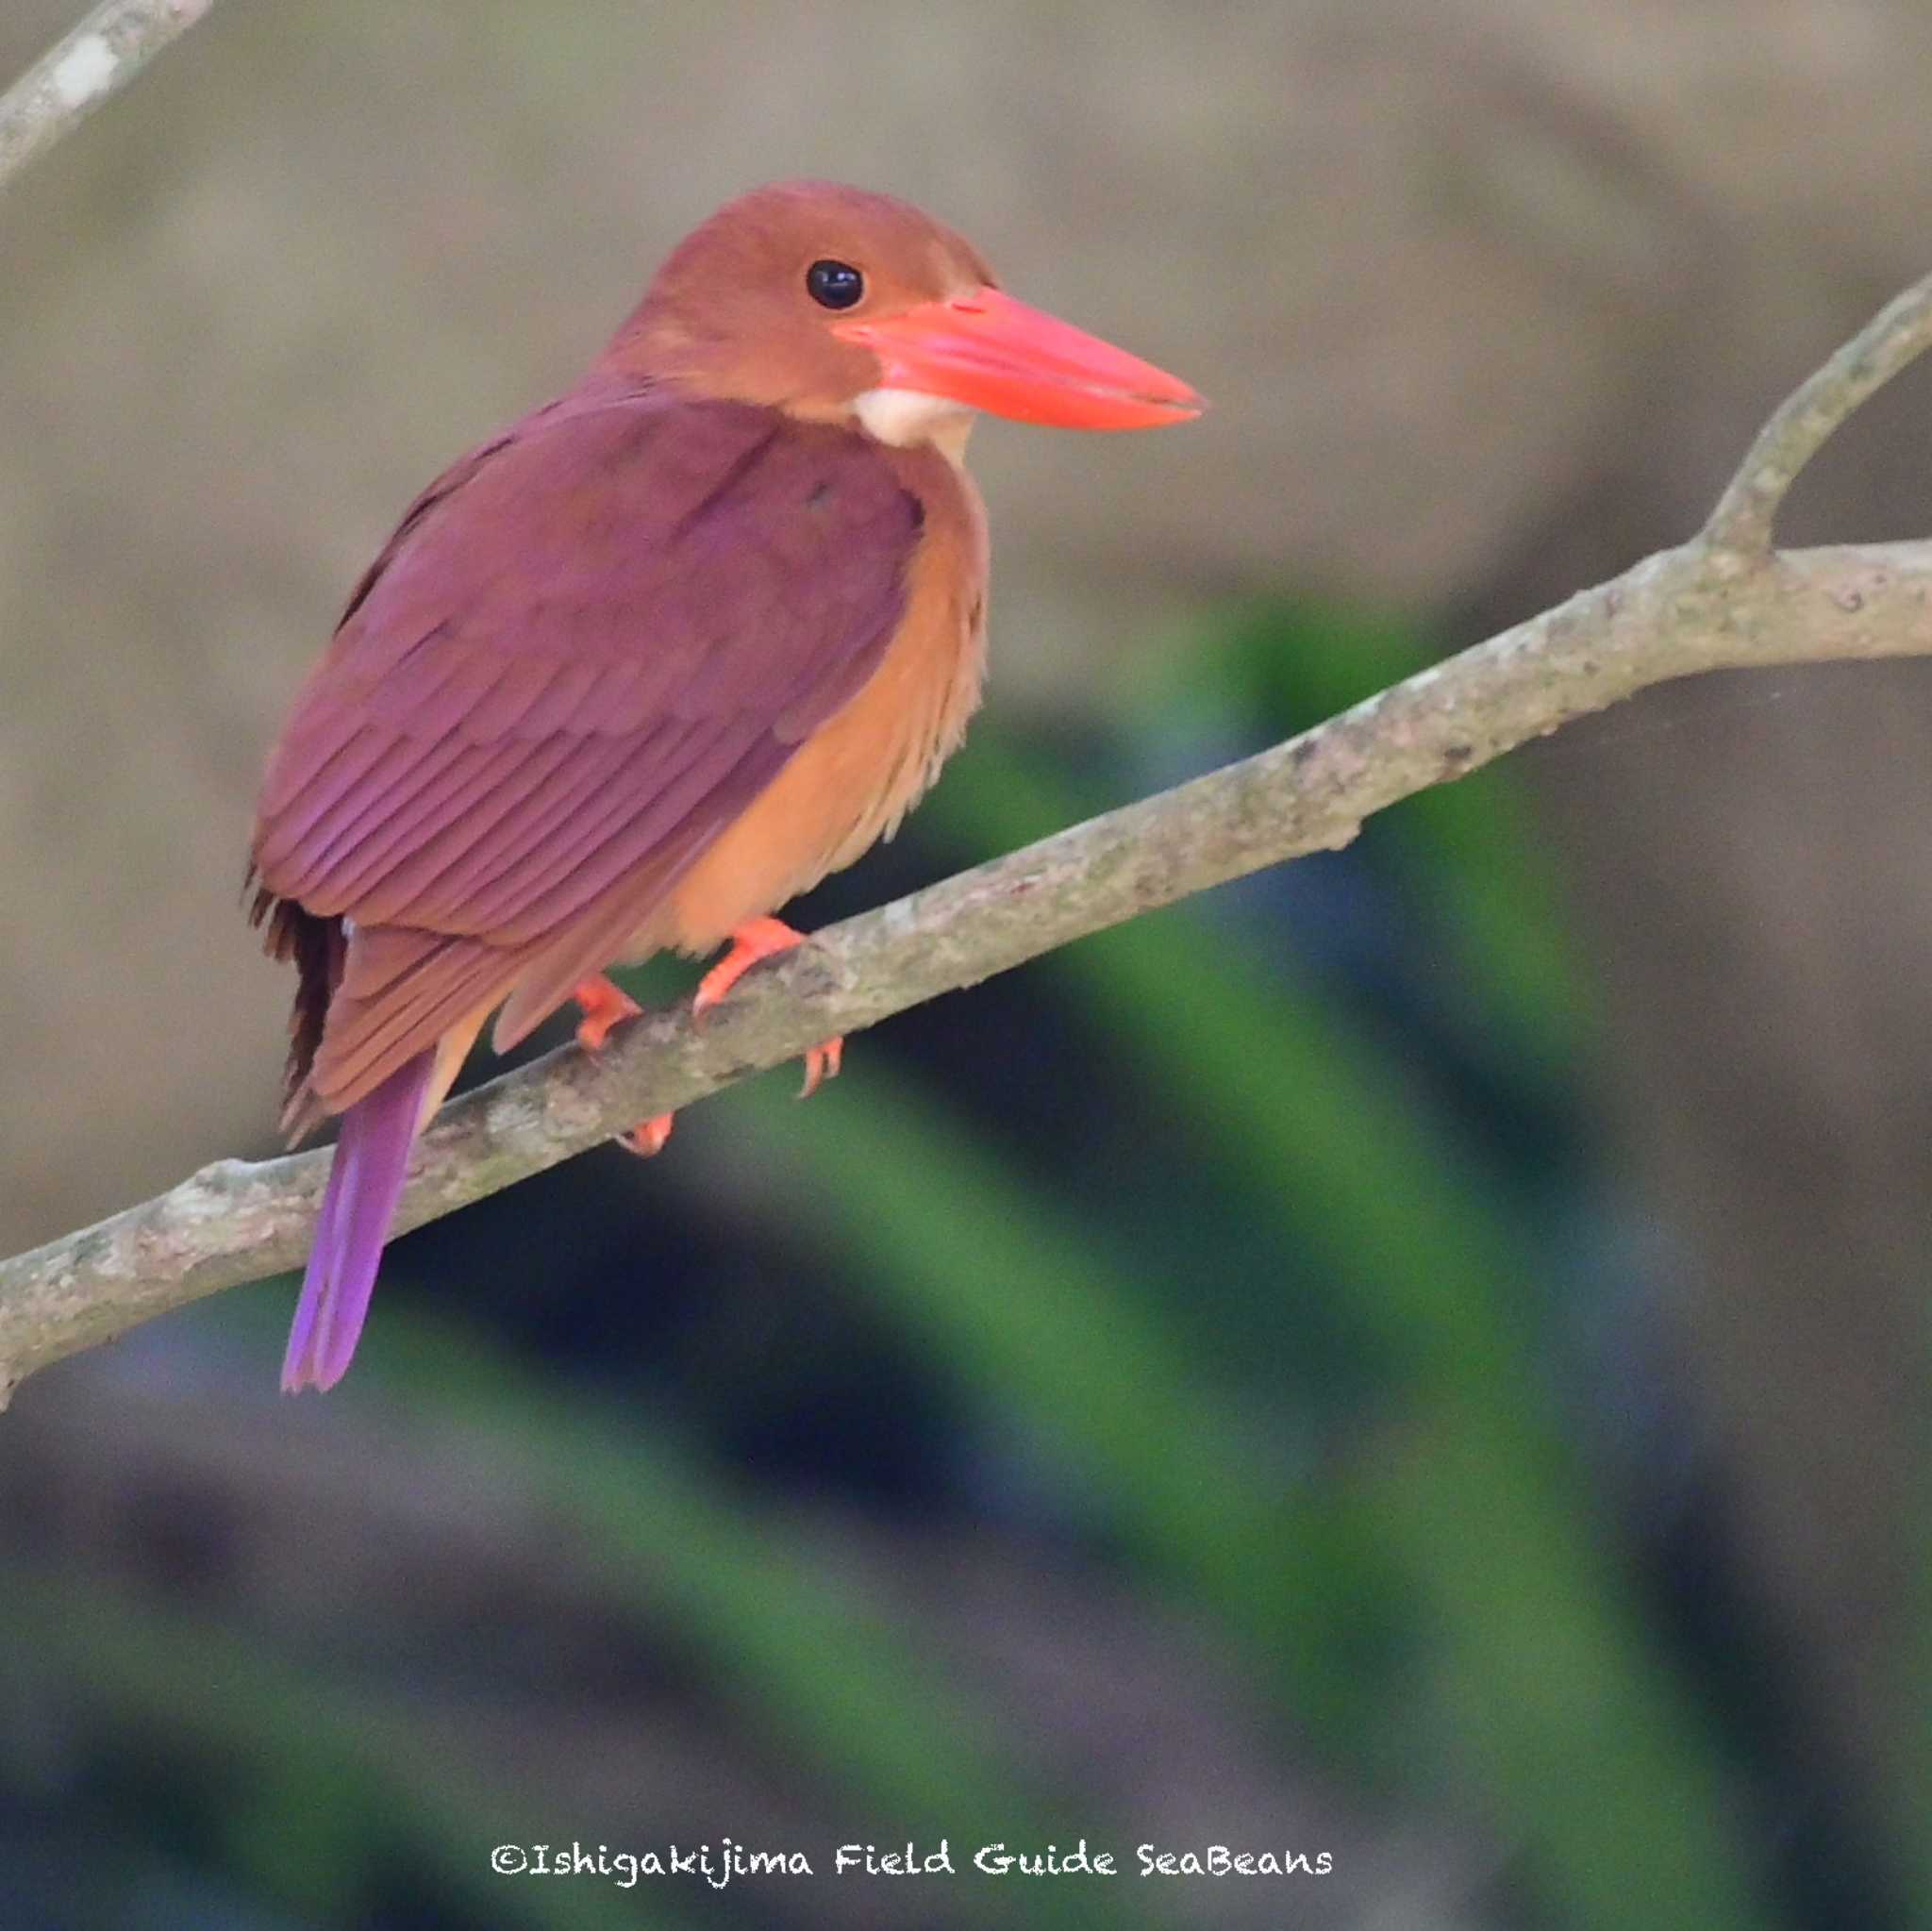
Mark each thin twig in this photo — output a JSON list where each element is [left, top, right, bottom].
[[5, 228, 1932, 1397], [1704, 266, 1932, 554], [0, 0, 218, 194]]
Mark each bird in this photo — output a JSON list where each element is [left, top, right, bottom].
[[249, 178, 1201, 1393]]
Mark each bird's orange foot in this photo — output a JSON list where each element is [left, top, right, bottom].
[[693, 916, 845, 1099], [571, 975, 672, 1154], [615, 1112, 675, 1157], [573, 974, 641, 1052]]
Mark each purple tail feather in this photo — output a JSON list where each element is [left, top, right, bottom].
[[281, 1051, 435, 1393]]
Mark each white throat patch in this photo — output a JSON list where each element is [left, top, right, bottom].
[[853, 387, 976, 457]]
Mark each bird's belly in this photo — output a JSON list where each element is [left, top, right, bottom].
[[658, 547, 985, 956]]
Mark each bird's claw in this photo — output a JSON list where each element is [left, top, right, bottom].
[[572, 976, 668, 1155], [572, 974, 641, 1053], [615, 1113, 675, 1157], [798, 1036, 843, 1098], [696, 918, 844, 1101], [692, 915, 810, 1021]]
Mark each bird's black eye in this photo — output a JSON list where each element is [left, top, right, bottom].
[[806, 259, 865, 310]]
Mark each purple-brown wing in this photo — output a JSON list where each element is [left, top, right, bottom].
[[252, 379, 921, 1111]]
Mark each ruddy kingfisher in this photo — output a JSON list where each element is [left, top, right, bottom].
[[250, 179, 1202, 1391]]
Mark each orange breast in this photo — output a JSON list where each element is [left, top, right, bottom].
[[660, 449, 989, 954]]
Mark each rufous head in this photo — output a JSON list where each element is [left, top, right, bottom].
[[606, 179, 1202, 448]]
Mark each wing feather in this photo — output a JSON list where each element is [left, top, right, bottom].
[[253, 379, 923, 1113]]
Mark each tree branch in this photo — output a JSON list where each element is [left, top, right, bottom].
[[8, 267, 1932, 1404], [1704, 271, 1932, 554], [0, 0, 219, 194]]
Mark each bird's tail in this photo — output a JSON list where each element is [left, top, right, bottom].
[[280, 1049, 436, 1394]]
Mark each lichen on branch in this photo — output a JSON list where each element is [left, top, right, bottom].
[[0, 0, 220, 194]]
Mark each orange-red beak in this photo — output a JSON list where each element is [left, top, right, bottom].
[[834, 286, 1204, 430]]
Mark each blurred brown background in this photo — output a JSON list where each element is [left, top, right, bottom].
[[7, 3, 1932, 1927]]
